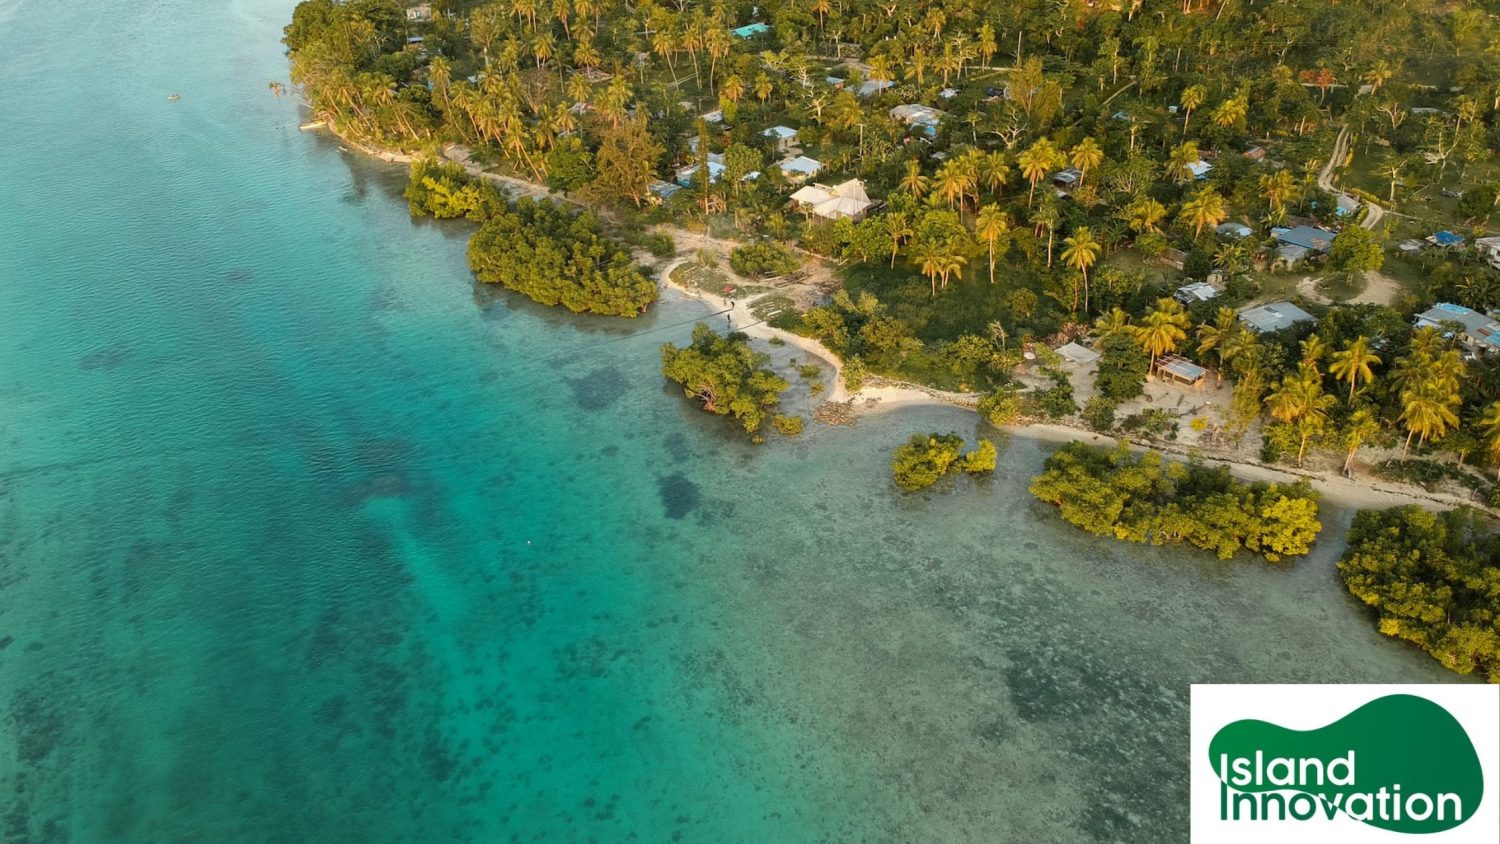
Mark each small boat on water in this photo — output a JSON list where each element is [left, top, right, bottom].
[[167, 93, 181, 101], [299, 120, 324, 131]]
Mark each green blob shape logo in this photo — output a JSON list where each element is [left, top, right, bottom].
[[1208, 694, 1484, 832]]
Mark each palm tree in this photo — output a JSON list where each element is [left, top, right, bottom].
[[1180, 84, 1205, 135], [884, 212, 912, 268], [1342, 408, 1380, 474], [1094, 307, 1132, 340], [1399, 377, 1461, 457], [974, 205, 1010, 284], [1298, 333, 1327, 368], [1134, 298, 1190, 377], [912, 239, 945, 298], [1060, 227, 1102, 313], [1328, 336, 1381, 401], [1480, 401, 1500, 478], [1167, 140, 1201, 184], [1069, 137, 1104, 185], [1259, 169, 1298, 214], [1211, 91, 1249, 129], [935, 163, 967, 209], [754, 72, 773, 104], [1267, 363, 1335, 465], [1179, 188, 1228, 239], [900, 159, 930, 198], [1017, 138, 1061, 206], [1123, 197, 1167, 235], [1030, 197, 1061, 267], [1195, 307, 1239, 384], [979, 151, 1010, 196]]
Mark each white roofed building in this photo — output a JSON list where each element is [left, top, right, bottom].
[[790, 179, 876, 221]]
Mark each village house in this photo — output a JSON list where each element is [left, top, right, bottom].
[[1215, 222, 1252, 240], [1174, 281, 1219, 306], [1412, 303, 1500, 356], [675, 152, 726, 187], [777, 155, 823, 184], [790, 179, 875, 221], [1239, 301, 1316, 334], [762, 126, 798, 154], [889, 104, 943, 136], [1050, 168, 1083, 194], [1476, 236, 1500, 268], [1271, 225, 1337, 268], [405, 3, 432, 22]]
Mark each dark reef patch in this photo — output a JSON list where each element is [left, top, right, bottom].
[[656, 473, 701, 520], [566, 366, 628, 411], [79, 343, 132, 371]]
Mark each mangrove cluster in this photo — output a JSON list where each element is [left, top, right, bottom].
[[1028, 441, 1322, 561]]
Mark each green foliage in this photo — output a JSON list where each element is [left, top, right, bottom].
[[1083, 396, 1118, 432], [1120, 408, 1179, 440], [1328, 225, 1384, 275], [403, 159, 494, 220], [842, 355, 868, 393], [661, 324, 789, 436], [1339, 507, 1500, 682], [773, 414, 805, 436], [1024, 370, 1078, 419], [963, 439, 998, 474], [1095, 333, 1148, 403], [467, 198, 657, 316], [891, 433, 994, 491], [978, 385, 1023, 427], [729, 242, 802, 278], [544, 136, 595, 192], [1029, 442, 1322, 561]]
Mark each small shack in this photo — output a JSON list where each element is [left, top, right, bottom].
[[1054, 342, 1100, 365], [1154, 355, 1207, 387]]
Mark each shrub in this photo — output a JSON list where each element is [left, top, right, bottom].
[[1094, 333, 1148, 403], [978, 385, 1023, 427], [1083, 397, 1117, 432], [891, 433, 994, 491], [729, 241, 802, 278], [842, 356, 868, 393], [773, 414, 805, 436], [963, 439, 998, 474], [1024, 370, 1077, 419]]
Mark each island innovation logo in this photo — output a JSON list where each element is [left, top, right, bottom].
[[1191, 685, 1499, 843]]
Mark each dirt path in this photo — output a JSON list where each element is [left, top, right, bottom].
[[1318, 126, 1384, 230]]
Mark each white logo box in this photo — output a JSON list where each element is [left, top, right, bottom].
[[1190, 684, 1499, 843]]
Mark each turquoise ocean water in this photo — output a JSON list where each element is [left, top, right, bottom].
[[0, 1, 1461, 841]]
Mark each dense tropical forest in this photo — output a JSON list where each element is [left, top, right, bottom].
[[282, 0, 1500, 487]]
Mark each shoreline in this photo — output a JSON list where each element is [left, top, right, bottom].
[[311, 120, 1497, 521]]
